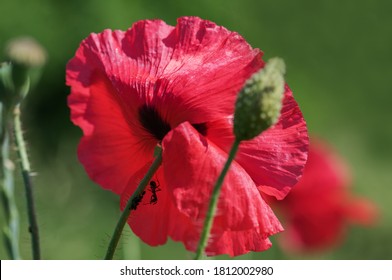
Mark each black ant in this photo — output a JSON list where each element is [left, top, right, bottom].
[[130, 190, 146, 211], [146, 180, 161, 205]]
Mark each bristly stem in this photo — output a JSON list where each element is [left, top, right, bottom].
[[195, 139, 241, 259], [104, 147, 163, 260], [0, 108, 21, 259], [13, 105, 40, 260]]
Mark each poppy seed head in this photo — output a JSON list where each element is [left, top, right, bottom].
[[234, 58, 286, 141]]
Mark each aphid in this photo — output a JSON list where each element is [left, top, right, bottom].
[[147, 180, 161, 205], [130, 190, 146, 210]]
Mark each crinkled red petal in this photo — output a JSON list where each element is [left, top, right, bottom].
[[68, 70, 153, 194], [205, 230, 273, 257], [161, 122, 282, 255], [149, 17, 263, 125]]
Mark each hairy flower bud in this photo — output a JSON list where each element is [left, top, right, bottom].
[[234, 58, 286, 141], [4, 36, 47, 101]]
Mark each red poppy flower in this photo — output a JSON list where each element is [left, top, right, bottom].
[[66, 16, 308, 256], [272, 139, 377, 252]]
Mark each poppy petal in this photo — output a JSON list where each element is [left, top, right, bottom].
[[150, 17, 263, 125], [161, 122, 282, 239], [205, 230, 273, 257], [68, 69, 153, 194]]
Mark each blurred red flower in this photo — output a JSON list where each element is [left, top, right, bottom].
[[272, 139, 377, 252], [66, 16, 308, 256]]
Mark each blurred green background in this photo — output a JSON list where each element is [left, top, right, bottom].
[[0, 0, 391, 259]]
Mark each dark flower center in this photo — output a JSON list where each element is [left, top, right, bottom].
[[138, 105, 207, 141], [138, 105, 171, 141]]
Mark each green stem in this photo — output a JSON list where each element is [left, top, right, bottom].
[[13, 105, 40, 260], [104, 147, 163, 260], [0, 112, 21, 259], [195, 139, 241, 259]]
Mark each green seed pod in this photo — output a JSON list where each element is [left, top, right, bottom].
[[234, 58, 286, 141]]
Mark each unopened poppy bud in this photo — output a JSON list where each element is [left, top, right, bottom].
[[4, 36, 47, 100], [234, 58, 286, 141]]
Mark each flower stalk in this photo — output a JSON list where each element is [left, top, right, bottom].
[[104, 146, 163, 260], [13, 105, 40, 259]]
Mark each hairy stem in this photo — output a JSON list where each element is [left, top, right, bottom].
[[195, 139, 241, 259], [13, 105, 40, 260], [104, 147, 163, 260]]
